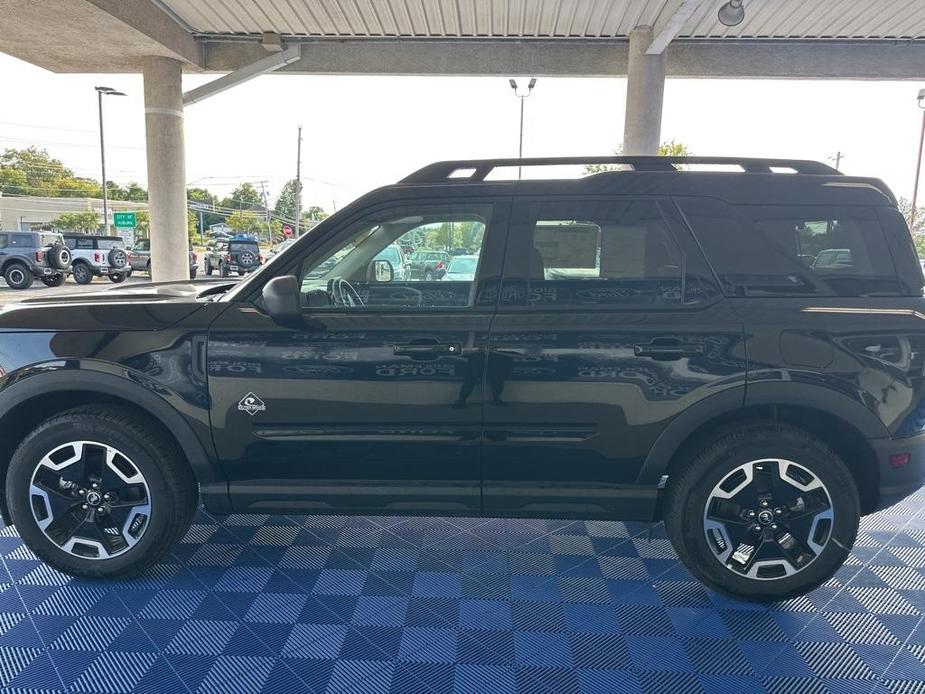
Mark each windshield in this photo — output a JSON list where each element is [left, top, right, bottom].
[[448, 257, 477, 273], [375, 246, 401, 265]]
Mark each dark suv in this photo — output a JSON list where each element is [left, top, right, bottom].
[[0, 231, 72, 289], [204, 235, 262, 277], [1, 156, 923, 601]]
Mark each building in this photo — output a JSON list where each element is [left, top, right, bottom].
[[0, 195, 147, 232]]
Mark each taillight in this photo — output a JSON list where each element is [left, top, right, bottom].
[[225, 254, 232, 262], [126, 251, 133, 260], [258, 255, 264, 263], [192, 252, 197, 262], [94, 252, 102, 263], [435, 261, 445, 269], [35, 250, 45, 263]]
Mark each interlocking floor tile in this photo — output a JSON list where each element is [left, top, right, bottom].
[[0, 487, 923, 692]]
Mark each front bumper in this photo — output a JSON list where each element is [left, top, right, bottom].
[[871, 431, 925, 512]]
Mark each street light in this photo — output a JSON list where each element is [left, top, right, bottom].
[[717, 0, 745, 27], [95, 86, 126, 235], [509, 78, 537, 179], [912, 89, 925, 229]]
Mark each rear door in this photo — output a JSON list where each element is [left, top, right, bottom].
[[482, 196, 747, 519]]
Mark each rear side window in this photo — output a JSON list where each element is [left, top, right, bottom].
[[507, 199, 683, 307], [677, 197, 901, 296]]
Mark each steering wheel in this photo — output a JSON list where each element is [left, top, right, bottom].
[[332, 278, 364, 308]]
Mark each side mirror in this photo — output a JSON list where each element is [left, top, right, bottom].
[[370, 259, 394, 283], [262, 274, 301, 323]]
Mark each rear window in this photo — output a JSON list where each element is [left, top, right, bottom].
[[97, 238, 122, 250], [448, 257, 478, 273], [677, 198, 902, 296], [229, 242, 258, 252]]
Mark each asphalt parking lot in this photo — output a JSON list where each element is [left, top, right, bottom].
[[0, 271, 235, 305]]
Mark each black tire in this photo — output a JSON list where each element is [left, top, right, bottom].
[[40, 273, 66, 288], [238, 270, 245, 276], [46, 245, 71, 271], [189, 267, 197, 280], [72, 262, 93, 285], [146, 261, 152, 276], [109, 273, 126, 283], [5, 405, 198, 579], [424, 270, 434, 281], [107, 248, 128, 269], [4, 262, 34, 290], [205, 258, 213, 276], [664, 422, 859, 602], [220, 263, 229, 278]]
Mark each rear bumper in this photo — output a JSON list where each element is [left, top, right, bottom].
[[871, 432, 925, 512]]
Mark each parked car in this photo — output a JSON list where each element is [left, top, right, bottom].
[[267, 238, 296, 259], [408, 250, 450, 280], [442, 254, 478, 281], [62, 234, 131, 284], [373, 244, 409, 281], [0, 231, 71, 289], [128, 238, 198, 279], [1, 156, 924, 604], [204, 236, 262, 277]]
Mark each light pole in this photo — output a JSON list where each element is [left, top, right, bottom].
[[509, 78, 537, 179], [911, 88, 925, 229], [95, 86, 126, 235]]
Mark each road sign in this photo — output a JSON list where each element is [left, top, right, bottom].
[[283, 226, 293, 236], [113, 211, 136, 228]]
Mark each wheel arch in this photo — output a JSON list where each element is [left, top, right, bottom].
[[640, 383, 887, 516], [0, 368, 226, 524]]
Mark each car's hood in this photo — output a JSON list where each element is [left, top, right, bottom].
[[0, 279, 233, 331]]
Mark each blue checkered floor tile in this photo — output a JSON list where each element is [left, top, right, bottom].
[[1, 489, 924, 693]]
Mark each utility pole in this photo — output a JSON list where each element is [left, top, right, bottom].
[[258, 180, 272, 244], [294, 125, 302, 237], [912, 89, 925, 229], [831, 151, 843, 171]]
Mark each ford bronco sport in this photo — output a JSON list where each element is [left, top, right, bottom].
[[2, 156, 923, 601]]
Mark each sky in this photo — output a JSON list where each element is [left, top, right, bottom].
[[1, 51, 923, 215]]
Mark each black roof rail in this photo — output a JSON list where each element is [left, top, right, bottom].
[[400, 156, 840, 183]]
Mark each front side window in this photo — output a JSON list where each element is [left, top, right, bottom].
[[298, 204, 492, 310], [509, 199, 682, 307], [74, 237, 95, 249], [9, 234, 33, 248]]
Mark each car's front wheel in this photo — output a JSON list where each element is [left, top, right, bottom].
[[6, 406, 198, 578], [664, 423, 859, 601]]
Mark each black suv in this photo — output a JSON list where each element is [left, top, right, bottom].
[[0, 231, 72, 289], [204, 235, 262, 277], [2, 157, 924, 601]]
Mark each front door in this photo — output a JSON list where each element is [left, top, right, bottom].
[[482, 196, 746, 519], [209, 198, 508, 516]]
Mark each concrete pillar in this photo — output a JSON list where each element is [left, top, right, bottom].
[[142, 56, 189, 282], [622, 26, 666, 156]]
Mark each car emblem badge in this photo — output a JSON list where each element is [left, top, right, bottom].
[[238, 392, 266, 416]]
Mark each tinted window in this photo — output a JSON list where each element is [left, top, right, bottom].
[[677, 198, 901, 296], [73, 237, 95, 249], [9, 234, 33, 248], [0, 234, 7, 250], [229, 242, 258, 252], [298, 203, 492, 310], [509, 199, 682, 307]]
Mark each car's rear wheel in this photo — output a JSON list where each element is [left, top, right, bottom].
[[72, 262, 93, 285], [664, 423, 859, 601], [41, 273, 66, 287], [109, 273, 126, 283], [424, 270, 434, 281], [189, 267, 198, 280], [204, 258, 213, 275], [4, 263, 33, 290], [6, 406, 198, 578]]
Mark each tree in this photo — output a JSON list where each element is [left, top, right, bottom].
[[134, 210, 150, 237], [227, 210, 263, 235], [187, 187, 223, 228], [0, 146, 102, 197], [303, 206, 328, 222], [125, 181, 148, 202], [584, 140, 691, 174], [274, 179, 301, 222], [224, 183, 262, 210], [898, 197, 925, 235], [51, 211, 101, 233]]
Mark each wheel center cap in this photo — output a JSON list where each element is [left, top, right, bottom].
[[757, 510, 774, 525], [85, 491, 102, 507]]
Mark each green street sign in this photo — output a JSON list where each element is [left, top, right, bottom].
[[113, 211, 136, 228]]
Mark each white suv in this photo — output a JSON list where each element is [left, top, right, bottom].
[[62, 235, 131, 284]]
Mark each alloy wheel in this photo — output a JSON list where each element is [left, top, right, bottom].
[[29, 441, 151, 559], [703, 458, 834, 580]]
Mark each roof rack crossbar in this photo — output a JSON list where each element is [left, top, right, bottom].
[[401, 156, 840, 183]]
